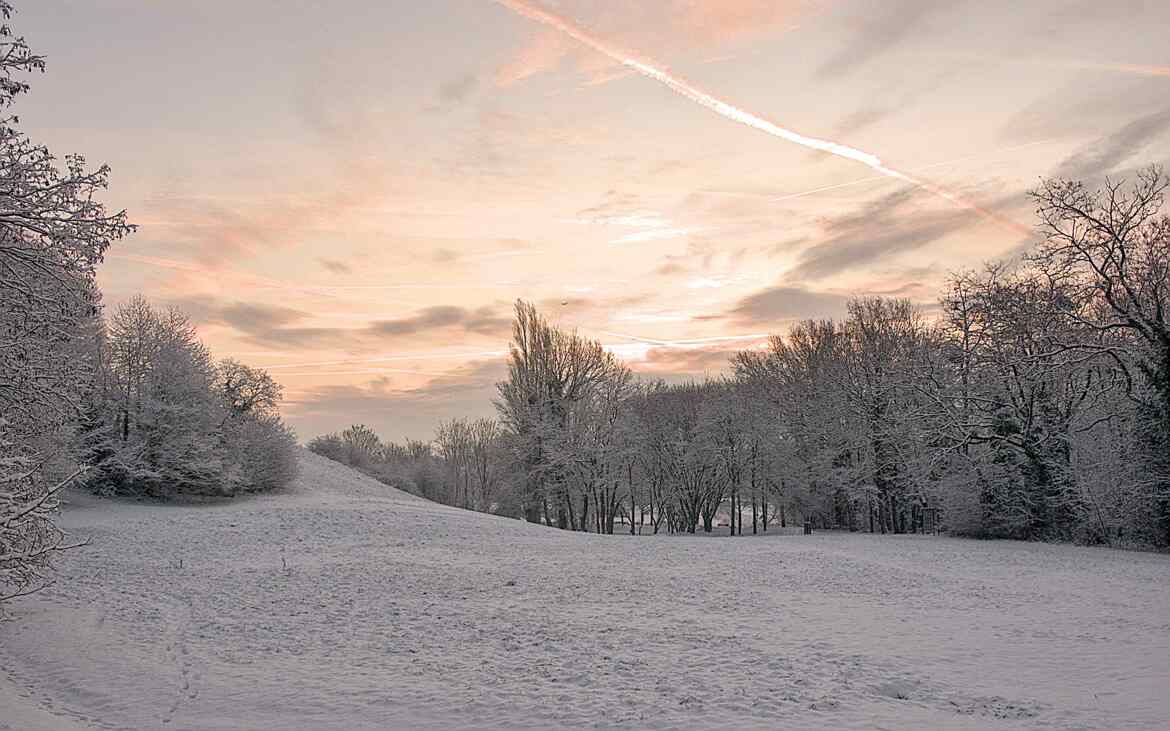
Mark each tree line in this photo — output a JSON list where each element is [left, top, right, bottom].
[[1, 5, 297, 603], [313, 169, 1170, 548]]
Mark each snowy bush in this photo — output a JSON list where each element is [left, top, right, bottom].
[[80, 298, 299, 498]]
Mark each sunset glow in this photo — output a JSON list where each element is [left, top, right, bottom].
[[17, 0, 1170, 440]]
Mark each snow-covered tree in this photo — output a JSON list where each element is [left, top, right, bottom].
[[0, 1, 132, 601], [496, 299, 622, 526], [82, 298, 298, 497]]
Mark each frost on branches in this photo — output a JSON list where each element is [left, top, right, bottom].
[[0, 1, 132, 602]]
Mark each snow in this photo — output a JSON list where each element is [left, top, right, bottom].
[[2, 448, 1169, 729]]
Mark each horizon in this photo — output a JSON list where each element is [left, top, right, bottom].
[[16, 0, 1170, 442]]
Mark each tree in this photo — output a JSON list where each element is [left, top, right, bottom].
[[466, 418, 506, 513], [733, 321, 854, 530], [83, 298, 298, 498], [496, 300, 621, 527], [1, 1, 132, 601], [1030, 168, 1170, 542], [435, 418, 474, 508], [217, 359, 283, 423]]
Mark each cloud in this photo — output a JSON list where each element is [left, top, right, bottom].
[[318, 258, 352, 274], [283, 360, 508, 443], [816, 0, 956, 79], [829, 70, 955, 137], [722, 285, 851, 326], [782, 187, 1004, 282], [170, 296, 512, 351], [1055, 106, 1170, 179], [219, 301, 309, 333], [370, 306, 512, 338], [438, 73, 480, 103], [833, 106, 893, 137], [673, 0, 810, 48], [495, 29, 571, 86], [168, 295, 308, 332], [640, 344, 741, 377], [1000, 77, 1170, 143]]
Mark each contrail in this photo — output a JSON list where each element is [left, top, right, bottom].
[[760, 140, 1058, 202], [494, 0, 1029, 235]]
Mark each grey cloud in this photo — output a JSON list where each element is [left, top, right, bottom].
[[165, 296, 352, 350], [723, 286, 851, 326], [832, 70, 954, 137], [783, 189, 958, 281], [168, 296, 511, 350], [1055, 107, 1170, 180], [833, 106, 892, 137], [816, 0, 956, 80], [370, 305, 512, 339], [318, 258, 352, 274], [1001, 77, 1170, 143], [219, 302, 309, 333], [438, 73, 479, 104], [167, 295, 309, 333]]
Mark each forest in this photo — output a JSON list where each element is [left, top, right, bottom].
[[312, 170, 1170, 547]]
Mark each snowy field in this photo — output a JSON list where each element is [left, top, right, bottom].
[[2, 450, 1169, 730]]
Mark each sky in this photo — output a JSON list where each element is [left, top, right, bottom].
[[14, 0, 1170, 442]]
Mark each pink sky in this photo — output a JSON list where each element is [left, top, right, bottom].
[[16, 0, 1170, 441]]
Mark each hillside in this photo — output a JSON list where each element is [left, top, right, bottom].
[[2, 449, 1168, 729]]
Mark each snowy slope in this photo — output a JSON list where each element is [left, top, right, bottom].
[[2, 448, 1169, 729]]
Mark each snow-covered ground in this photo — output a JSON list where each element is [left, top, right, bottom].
[[2, 449, 1168, 730]]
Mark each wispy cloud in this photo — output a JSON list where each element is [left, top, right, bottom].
[[782, 188, 1011, 283], [1055, 107, 1170, 179], [816, 0, 957, 79]]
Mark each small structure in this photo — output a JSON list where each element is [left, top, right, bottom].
[[803, 522, 812, 535]]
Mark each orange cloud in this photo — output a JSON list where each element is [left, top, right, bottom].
[[675, 0, 814, 47], [496, 29, 571, 86]]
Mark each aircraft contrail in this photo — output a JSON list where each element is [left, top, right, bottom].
[[696, 140, 1060, 203], [494, 0, 1029, 235]]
